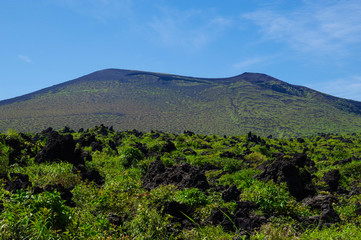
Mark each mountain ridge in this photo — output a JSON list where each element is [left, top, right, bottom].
[[1, 68, 361, 136]]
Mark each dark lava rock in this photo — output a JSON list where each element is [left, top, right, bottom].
[[210, 208, 234, 231], [201, 163, 220, 172], [81, 151, 92, 162], [142, 159, 209, 191], [210, 201, 265, 233], [44, 183, 76, 207], [32, 186, 44, 195], [131, 142, 150, 157], [302, 195, 339, 210], [91, 141, 103, 152], [5, 136, 23, 165], [94, 124, 112, 136], [163, 201, 194, 219], [1, 173, 32, 193], [59, 126, 75, 134], [108, 212, 122, 226], [73, 165, 105, 186], [81, 169, 104, 185], [108, 140, 118, 153], [322, 169, 341, 192], [290, 153, 316, 170], [41, 127, 55, 135], [161, 141, 177, 153], [162, 201, 196, 229], [256, 154, 316, 201], [222, 185, 241, 202], [350, 183, 361, 196], [35, 132, 84, 166], [76, 133, 97, 147], [320, 206, 341, 227]]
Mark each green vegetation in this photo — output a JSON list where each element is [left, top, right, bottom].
[[1, 69, 361, 136], [1, 125, 361, 239]]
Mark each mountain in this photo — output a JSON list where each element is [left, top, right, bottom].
[[1, 68, 361, 136]]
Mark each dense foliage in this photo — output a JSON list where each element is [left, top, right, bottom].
[[2, 69, 361, 136], [1, 125, 361, 239]]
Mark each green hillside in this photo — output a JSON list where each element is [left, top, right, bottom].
[[1, 69, 361, 137]]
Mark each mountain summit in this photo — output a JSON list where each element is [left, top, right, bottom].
[[1, 69, 361, 136]]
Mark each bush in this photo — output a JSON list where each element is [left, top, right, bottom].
[[244, 152, 267, 166], [175, 188, 209, 207], [218, 168, 260, 189], [119, 146, 144, 168], [241, 180, 293, 214], [0, 190, 73, 239]]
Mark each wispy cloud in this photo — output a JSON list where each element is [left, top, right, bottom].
[[148, 7, 233, 51], [243, 0, 361, 57], [310, 76, 361, 101], [233, 55, 274, 70], [18, 54, 32, 63]]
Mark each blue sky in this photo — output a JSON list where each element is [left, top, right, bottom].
[[1, 0, 361, 101]]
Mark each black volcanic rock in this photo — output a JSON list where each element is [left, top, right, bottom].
[[322, 169, 341, 192], [142, 159, 209, 191], [35, 132, 84, 166], [1, 173, 32, 193], [222, 185, 241, 202], [256, 154, 316, 201], [73, 164, 105, 186], [209, 201, 265, 233]]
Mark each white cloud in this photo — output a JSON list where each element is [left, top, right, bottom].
[[243, 0, 361, 57], [310, 76, 361, 101], [233, 56, 273, 70], [18, 54, 32, 63]]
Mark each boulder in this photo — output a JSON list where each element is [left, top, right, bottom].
[[322, 169, 341, 192], [35, 132, 84, 166], [222, 185, 241, 202], [142, 159, 209, 191], [256, 154, 316, 201]]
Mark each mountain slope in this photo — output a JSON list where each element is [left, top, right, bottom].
[[1, 68, 361, 136]]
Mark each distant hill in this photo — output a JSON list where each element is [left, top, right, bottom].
[[1, 68, 361, 137]]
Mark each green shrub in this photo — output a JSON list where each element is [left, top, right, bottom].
[[222, 158, 243, 172], [119, 146, 144, 168], [19, 162, 81, 188], [241, 180, 293, 214], [300, 221, 361, 239], [175, 188, 209, 207], [218, 168, 260, 189], [244, 152, 267, 166], [0, 190, 73, 239]]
